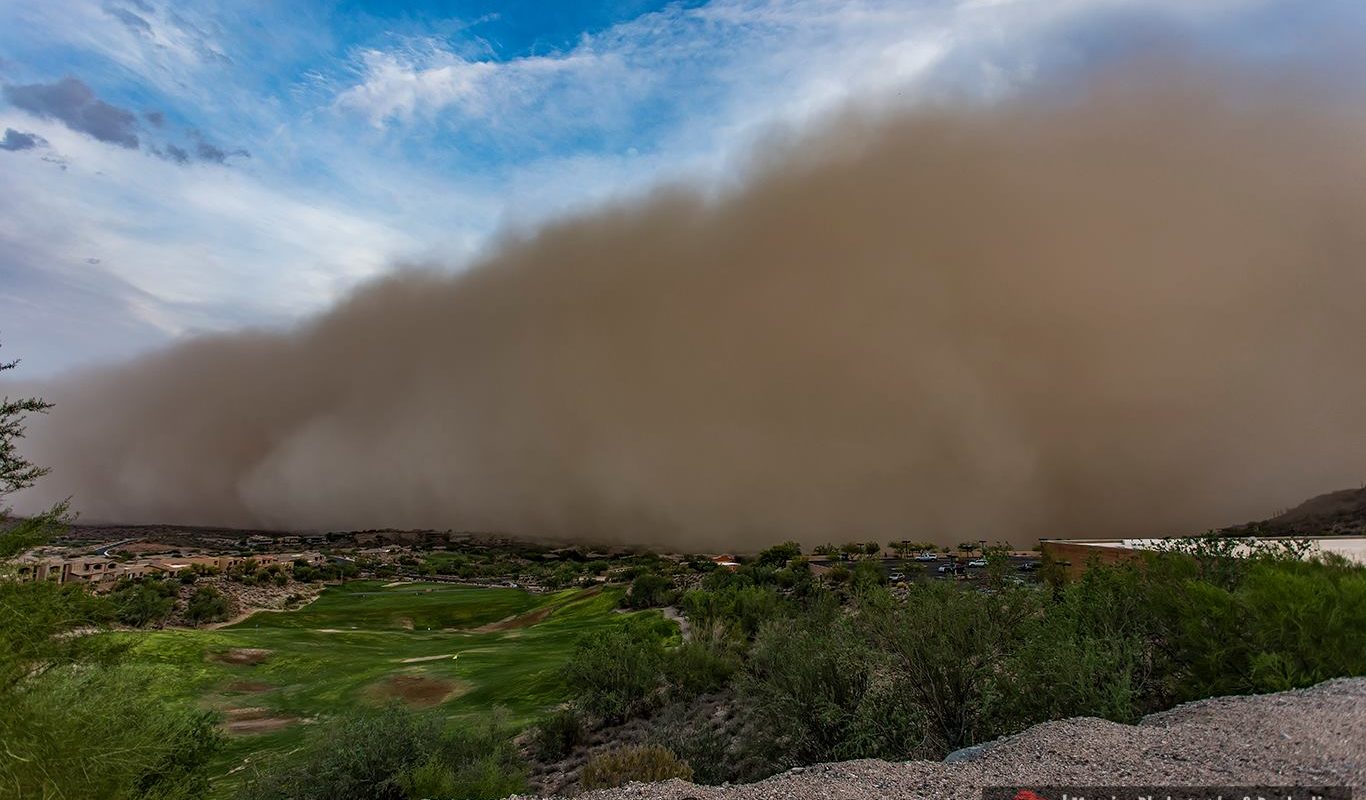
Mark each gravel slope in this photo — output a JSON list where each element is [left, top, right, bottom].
[[543, 678, 1364, 800]]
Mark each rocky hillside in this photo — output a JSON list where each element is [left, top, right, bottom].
[[534, 678, 1364, 800], [1239, 486, 1366, 537]]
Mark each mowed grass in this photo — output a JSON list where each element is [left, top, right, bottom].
[[119, 580, 648, 796]]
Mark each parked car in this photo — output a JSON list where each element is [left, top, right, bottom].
[[914, 552, 939, 561], [966, 558, 988, 568], [936, 564, 957, 574], [1018, 561, 1041, 572], [888, 571, 905, 582]]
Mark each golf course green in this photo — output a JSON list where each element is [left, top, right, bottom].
[[121, 580, 658, 795]]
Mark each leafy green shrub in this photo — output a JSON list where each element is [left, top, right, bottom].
[[1152, 555, 1366, 700], [112, 579, 178, 627], [397, 713, 525, 800], [562, 618, 669, 723], [681, 584, 785, 638], [185, 586, 231, 626], [623, 572, 675, 609], [532, 706, 584, 761], [864, 582, 1034, 754], [1006, 563, 1159, 724], [666, 623, 742, 697], [240, 705, 524, 800], [741, 601, 922, 765], [242, 705, 439, 800], [580, 745, 692, 790], [1, 663, 222, 800]]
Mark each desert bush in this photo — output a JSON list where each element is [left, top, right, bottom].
[[185, 586, 232, 625], [1006, 563, 1159, 725], [665, 623, 742, 697], [562, 617, 670, 723], [241, 704, 524, 800], [623, 572, 675, 609], [849, 560, 886, 594], [398, 713, 525, 800], [579, 745, 692, 790], [1150, 554, 1366, 700], [242, 704, 440, 800], [112, 578, 178, 627], [741, 600, 923, 766], [864, 582, 1034, 754], [681, 584, 785, 638], [531, 706, 584, 761]]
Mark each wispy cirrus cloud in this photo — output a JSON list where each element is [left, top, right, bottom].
[[336, 43, 615, 128]]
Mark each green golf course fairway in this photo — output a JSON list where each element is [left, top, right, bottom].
[[121, 580, 657, 795]]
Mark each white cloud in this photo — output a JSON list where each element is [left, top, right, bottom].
[[336, 42, 613, 127], [10, 0, 230, 96], [0, 108, 417, 370]]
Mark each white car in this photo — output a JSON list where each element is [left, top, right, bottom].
[[914, 552, 939, 561], [966, 559, 988, 568]]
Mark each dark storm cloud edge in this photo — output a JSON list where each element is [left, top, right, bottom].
[[2, 76, 247, 164], [14, 61, 1366, 550]]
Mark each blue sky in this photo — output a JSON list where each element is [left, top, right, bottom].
[[0, 0, 1354, 374]]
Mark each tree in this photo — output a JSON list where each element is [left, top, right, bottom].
[[0, 342, 221, 798], [623, 572, 675, 609], [756, 540, 801, 567]]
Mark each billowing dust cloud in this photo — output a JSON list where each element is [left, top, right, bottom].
[[14, 67, 1366, 550]]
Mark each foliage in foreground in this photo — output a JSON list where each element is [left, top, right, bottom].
[[238, 704, 525, 800], [1, 346, 223, 800], [540, 538, 1366, 787], [580, 745, 693, 790]]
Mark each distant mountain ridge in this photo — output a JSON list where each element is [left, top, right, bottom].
[[1229, 486, 1366, 537]]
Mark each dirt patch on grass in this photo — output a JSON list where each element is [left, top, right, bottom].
[[210, 647, 272, 665], [471, 587, 604, 632], [400, 653, 458, 663], [366, 673, 467, 708], [397, 616, 415, 630], [222, 707, 296, 735], [472, 605, 555, 632], [226, 680, 274, 693]]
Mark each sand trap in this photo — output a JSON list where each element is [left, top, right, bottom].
[[400, 653, 458, 663], [365, 673, 467, 708], [210, 647, 272, 665]]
